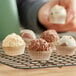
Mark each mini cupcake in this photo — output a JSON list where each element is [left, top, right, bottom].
[[2, 33, 26, 56], [56, 36, 76, 56], [40, 30, 59, 51], [49, 5, 67, 24], [28, 38, 52, 60], [20, 29, 36, 46]]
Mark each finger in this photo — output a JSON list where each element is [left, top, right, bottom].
[[59, 0, 74, 24], [59, 0, 72, 9], [49, 0, 59, 8], [66, 8, 74, 23]]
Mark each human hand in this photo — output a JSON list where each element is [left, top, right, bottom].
[[38, 0, 76, 32]]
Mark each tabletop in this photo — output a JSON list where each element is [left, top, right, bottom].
[[0, 64, 76, 76]]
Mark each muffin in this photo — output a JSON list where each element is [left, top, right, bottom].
[[40, 30, 59, 51], [2, 33, 26, 56], [49, 5, 67, 24], [56, 36, 76, 56], [20, 29, 36, 46], [28, 38, 52, 60]]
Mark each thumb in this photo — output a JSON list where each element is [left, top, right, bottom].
[[66, 8, 74, 23]]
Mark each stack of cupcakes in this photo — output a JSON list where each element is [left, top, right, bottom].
[[2, 29, 36, 56], [27, 29, 60, 60], [1, 29, 76, 60]]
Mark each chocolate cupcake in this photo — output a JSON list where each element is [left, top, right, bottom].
[[40, 30, 59, 51], [28, 38, 52, 60]]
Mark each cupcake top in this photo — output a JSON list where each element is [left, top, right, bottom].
[[28, 38, 51, 51], [20, 29, 36, 39], [49, 5, 67, 24], [57, 36, 76, 47], [40, 30, 59, 42], [2, 33, 26, 47]]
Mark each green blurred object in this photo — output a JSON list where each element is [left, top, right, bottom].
[[0, 0, 20, 41]]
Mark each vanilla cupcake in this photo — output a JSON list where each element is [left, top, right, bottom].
[[56, 36, 76, 56], [49, 5, 67, 24], [40, 30, 59, 51], [20, 29, 36, 46], [28, 38, 52, 60], [2, 33, 26, 56]]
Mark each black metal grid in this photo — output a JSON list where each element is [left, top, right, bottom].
[[0, 32, 76, 69], [0, 49, 76, 69]]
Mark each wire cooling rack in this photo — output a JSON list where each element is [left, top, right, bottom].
[[0, 49, 76, 69], [0, 32, 76, 69]]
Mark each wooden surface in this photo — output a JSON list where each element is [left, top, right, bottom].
[[0, 64, 76, 76]]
